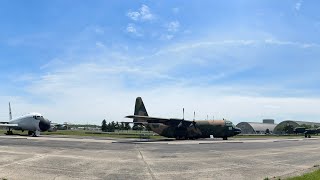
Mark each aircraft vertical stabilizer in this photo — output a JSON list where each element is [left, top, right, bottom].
[[134, 97, 148, 122]]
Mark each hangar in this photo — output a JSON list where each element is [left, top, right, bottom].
[[273, 120, 320, 134], [236, 119, 277, 134]]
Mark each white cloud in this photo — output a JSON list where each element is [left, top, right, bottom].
[[95, 41, 106, 48], [126, 23, 142, 36], [167, 21, 180, 32], [94, 27, 104, 34], [264, 39, 320, 48], [7, 36, 320, 124], [127, 11, 140, 21], [127, 4, 154, 21], [294, 0, 303, 11], [126, 23, 137, 33], [295, 1, 302, 11], [140, 5, 154, 21], [160, 34, 174, 40]]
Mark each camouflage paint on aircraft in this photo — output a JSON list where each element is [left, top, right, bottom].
[[126, 97, 241, 140]]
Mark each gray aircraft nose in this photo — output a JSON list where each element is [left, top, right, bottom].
[[39, 118, 51, 132], [234, 127, 241, 135]]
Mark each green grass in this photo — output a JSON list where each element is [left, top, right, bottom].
[[0, 129, 164, 139], [286, 169, 320, 180]]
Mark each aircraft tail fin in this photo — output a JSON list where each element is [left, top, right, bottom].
[[9, 102, 12, 120], [134, 97, 148, 122]]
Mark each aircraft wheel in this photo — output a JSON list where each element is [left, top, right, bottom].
[[223, 137, 228, 140], [28, 131, 33, 136], [308, 135, 311, 138], [6, 131, 13, 135]]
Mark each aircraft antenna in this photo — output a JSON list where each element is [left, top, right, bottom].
[[9, 102, 12, 120], [193, 111, 195, 121], [182, 108, 184, 120]]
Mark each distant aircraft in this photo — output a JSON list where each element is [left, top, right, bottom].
[[303, 129, 320, 138], [0, 103, 51, 136], [293, 127, 319, 138], [125, 97, 241, 140]]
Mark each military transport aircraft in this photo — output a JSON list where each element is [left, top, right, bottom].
[[0, 103, 51, 136], [126, 97, 241, 140]]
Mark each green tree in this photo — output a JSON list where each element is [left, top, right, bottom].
[[132, 124, 144, 131], [110, 121, 116, 132], [115, 121, 120, 130], [101, 119, 107, 132], [119, 122, 125, 130], [124, 123, 131, 131]]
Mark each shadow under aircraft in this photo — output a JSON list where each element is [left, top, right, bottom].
[[126, 97, 241, 140]]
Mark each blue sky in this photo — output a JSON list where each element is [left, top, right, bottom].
[[1, 0, 320, 124]]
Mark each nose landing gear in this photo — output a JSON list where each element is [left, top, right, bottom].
[[28, 130, 40, 137]]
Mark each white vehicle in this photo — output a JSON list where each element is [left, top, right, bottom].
[[0, 103, 51, 136]]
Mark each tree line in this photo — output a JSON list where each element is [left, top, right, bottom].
[[101, 119, 146, 132]]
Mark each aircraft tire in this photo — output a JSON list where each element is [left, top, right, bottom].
[[308, 135, 311, 138], [28, 131, 33, 136], [32, 131, 39, 137], [223, 137, 228, 140]]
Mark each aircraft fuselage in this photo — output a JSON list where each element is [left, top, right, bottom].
[[147, 120, 241, 139]]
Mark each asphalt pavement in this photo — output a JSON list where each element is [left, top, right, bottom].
[[0, 135, 319, 180]]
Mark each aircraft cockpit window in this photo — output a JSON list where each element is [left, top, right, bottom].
[[225, 121, 232, 126]]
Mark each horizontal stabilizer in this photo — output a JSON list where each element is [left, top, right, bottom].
[[0, 124, 18, 127], [120, 121, 148, 125], [125, 115, 169, 122]]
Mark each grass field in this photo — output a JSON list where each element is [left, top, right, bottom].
[[0, 129, 164, 139], [285, 169, 320, 180]]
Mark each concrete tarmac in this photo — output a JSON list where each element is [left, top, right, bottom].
[[0, 135, 320, 180]]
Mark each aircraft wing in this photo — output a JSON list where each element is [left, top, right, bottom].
[[125, 115, 193, 126], [0, 124, 18, 127]]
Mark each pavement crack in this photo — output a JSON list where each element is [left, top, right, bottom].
[[135, 144, 156, 180]]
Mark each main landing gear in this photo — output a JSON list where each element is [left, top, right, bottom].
[[223, 137, 228, 140], [6, 129, 13, 135]]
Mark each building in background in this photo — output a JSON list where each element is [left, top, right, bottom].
[[236, 119, 277, 134], [273, 120, 320, 134]]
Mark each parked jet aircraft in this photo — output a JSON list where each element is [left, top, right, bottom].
[[0, 103, 51, 136], [126, 97, 241, 140]]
